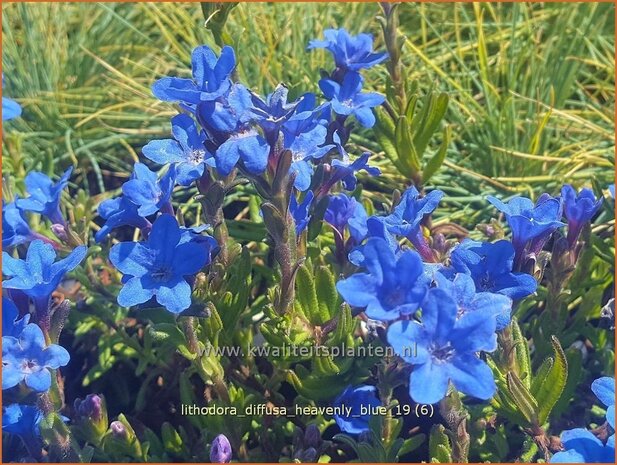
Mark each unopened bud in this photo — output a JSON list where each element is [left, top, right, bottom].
[[76, 394, 103, 421], [210, 434, 232, 463], [110, 421, 127, 440], [51, 224, 68, 242]]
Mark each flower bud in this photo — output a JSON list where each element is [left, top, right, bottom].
[[110, 421, 127, 440], [210, 434, 232, 463], [51, 224, 68, 242]]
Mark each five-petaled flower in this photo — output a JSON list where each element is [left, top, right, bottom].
[[94, 195, 151, 243], [383, 186, 443, 261], [142, 113, 212, 187], [122, 163, 176, 217], [152, 45, 235, 108], [332, 384, 381, 435], [319, 72, 385, 128], [109, 214, 210, 313], [308, 28, 388, 72], [287, 125, 334, 191], [561, 184, 603, 247], [16, 168, 72, 225], [434, 272, 513, 331], [387, 288, 497, 404], [2, 323, 70, 392], [487, 194, 564, 258], [450, 239, 537, 300], [250, 84, 302, 143], [2, 240, 87, 312], [324, 193, 368, 244], [337, 237, 428, 321]]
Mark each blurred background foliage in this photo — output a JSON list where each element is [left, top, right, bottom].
[[2, 1, 614, 231]]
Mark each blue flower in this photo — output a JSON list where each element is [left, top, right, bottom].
[[250, 84, 301, 140], [142, 114, 212, 187], [2, 75, 22, 121], [215, 129, 270, 176], [348, 216, 399, 267], [2, 297, 30, 338], [179, 225, 220, 264], [287, 125, 334, 191], [332, 385, 381, 435], [608, 184, 615, 199], [591, 377, 615, 429], [198, 83, 254, 135], [382, 186, 443, 261], [2, 323, 70, 392], [487, 194, 564, 255], [337, 237, 428, 321], [330, 150, 381, 191], [2, 201, 33, 248], [308, 29, 388, 71], [152, 45, 235, 107], [109, 214, 210, 313], [550, 429, 615, 463], [324, 193, 367, 243], [434, 272, 513, 331], [2, 240, 87, 303], [2, 404, 43, 438], [95, 195, 151, 243], [384, 186, 443, 238], [122, 163, 176, 217], [282, 93, 330, 142], [387, 288, 497, 404], [319, 72, 385, 128], [450, 240, 537, 300], [290, 191, 314, 236], [561, 185, 603, 246], [2, 97, 21, 121], [16, 167, 72, 225]]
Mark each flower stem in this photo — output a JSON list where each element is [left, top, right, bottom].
[[271, 192, 298, 314]]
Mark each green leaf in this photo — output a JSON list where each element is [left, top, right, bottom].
[[533, 336, 568, 424], [412, 92, 449, 157], [429, 424, 452, 463], [295, 262, 320, 324], [161, 422, 184, 455], [511, 318, 532, 389], [315, 265, 338, 321], [395, 115, 421, 174], [506, 372, 539, 425], [399, 434, 426, 457], [374, 107, 407, 174], [422, 125, 450, 182]]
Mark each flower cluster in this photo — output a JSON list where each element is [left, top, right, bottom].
[[334, 184, 606, 407], [2, 161, 89, 452], [98, 28, 387, 316]]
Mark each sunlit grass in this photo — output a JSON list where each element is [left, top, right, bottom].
[[2, 2, 614, 229]]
